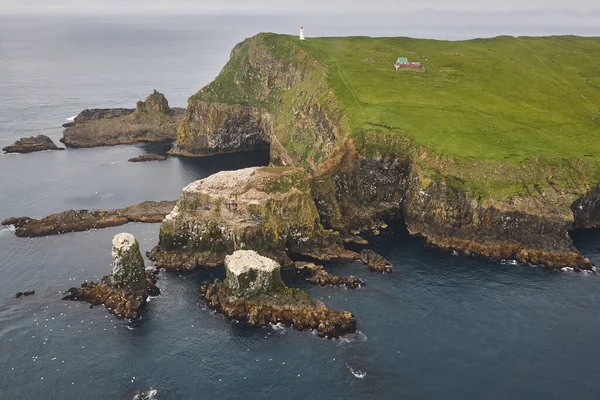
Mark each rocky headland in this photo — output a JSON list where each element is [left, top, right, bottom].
[[165, 33, 600, 272], [2, 200, 176, 237], [2, 135, 64, 154], [128, 154, 167, 162], [60, 90, 185, 148], [63, 233, 159, 319], [148, 166, 356, 270], [200, 250, 356, 338]]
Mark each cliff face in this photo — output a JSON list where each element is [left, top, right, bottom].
[[149, 166, 351, 270], [61, 91, 185, 148], [169, 33, 599, 271], [169, 101, 271, 156]]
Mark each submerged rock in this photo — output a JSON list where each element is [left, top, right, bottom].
[[149, 166, 351, 270], [128, 154, 167, 163], [15, 290, 35, 298], [360, 249, 393, 273], [2, 200, 176, 238], [62, 233, 159, 319], [295, 262, 363, 289], [2, 135, 64, 154], [201, 250, 356, 338], [60, 90, 185, 148]]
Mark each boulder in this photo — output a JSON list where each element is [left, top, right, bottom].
[[2, 135, 64, 154], [62, 233, 159, 319], [225, 250, 285, 298]]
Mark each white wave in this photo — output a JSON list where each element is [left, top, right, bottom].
[[270, 322, 287, 333], [133, 389, 157, 400], [66, 115, 78, 122], [561, 267, 574, 272], [346, 363, 367, 379], [335, 330, 368, 345]]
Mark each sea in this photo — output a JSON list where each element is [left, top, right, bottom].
[[1, 12, 600, 400]]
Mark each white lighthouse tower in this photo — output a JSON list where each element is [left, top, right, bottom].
[[299, 26, 305, 41]]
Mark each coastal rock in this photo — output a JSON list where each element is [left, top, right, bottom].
[[2, 200, 176, 238], [128, 154, 167, 162], [168, 101, 271, 156], [148, 166, 349, 270], [62, 233, 159, 319], [360, 249, 393, 274], [60, 91, 185, 148], [15, 290, 35, 298], [295, 262, 363, 289], [225, 250, 285, 298], [200, 250, 356, 338], [2, 135, 64, 154]]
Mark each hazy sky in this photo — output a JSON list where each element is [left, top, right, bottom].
[[2, 0, 599, 14]]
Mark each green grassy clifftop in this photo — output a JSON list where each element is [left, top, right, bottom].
[[172, 33, 600, 270], [187, 33, 600, 204]]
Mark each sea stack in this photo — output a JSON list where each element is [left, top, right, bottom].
[[63, 233, 159, 319], [200, 250, 357, 338]]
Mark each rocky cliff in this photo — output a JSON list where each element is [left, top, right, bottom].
[[61, 90, 185, 148], [148, 166, 355, 270], [167, 33, 600, 271]]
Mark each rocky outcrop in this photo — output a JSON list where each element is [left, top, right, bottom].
[[360, 249, 393, 274], [60, 90, 185, 148], [2, 200, 176, 237], [295, 262, 363, 288], [148, 167, 351, 270], [15, 290, 35, 298], [62, 233, 159, 320], [128, 154, 167, 162], [2, 135, 64, 154], [168, 101, 271, 156], [200, 250, 356, 338]]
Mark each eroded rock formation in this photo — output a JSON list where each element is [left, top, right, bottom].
[[2, 200, 176, 237], [168, 101, 271, 156], [200, 250, 356, 338], [63, 233, 159, 319], [295, 261, 363, 288], [60, 90, 185, 148], [2, 135, 64, 154], [148, 166, 351, 270], [360, 249, 393, 274]]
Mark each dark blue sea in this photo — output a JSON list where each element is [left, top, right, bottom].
[[1, 13, 600, 400]]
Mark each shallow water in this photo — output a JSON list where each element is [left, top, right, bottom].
[[1, 14, 600, 400]]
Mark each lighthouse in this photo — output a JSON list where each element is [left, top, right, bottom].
[[299, 26, 305, 41]]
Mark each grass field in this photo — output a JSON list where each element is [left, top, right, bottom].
[[294, 35, 600, 162]]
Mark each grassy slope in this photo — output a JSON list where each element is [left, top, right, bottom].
[[296, 35, 600, 201], [196, 33, 600, 203]]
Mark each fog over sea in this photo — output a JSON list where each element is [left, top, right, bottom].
[[1, 13, 600, 399]]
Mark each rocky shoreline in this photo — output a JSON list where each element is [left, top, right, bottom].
[[60, 90, 185, 148], [2, 135, 64, 154], [2, 200, 176, 237]]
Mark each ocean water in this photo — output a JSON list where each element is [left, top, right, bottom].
[[1, 14, 600, 400]]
